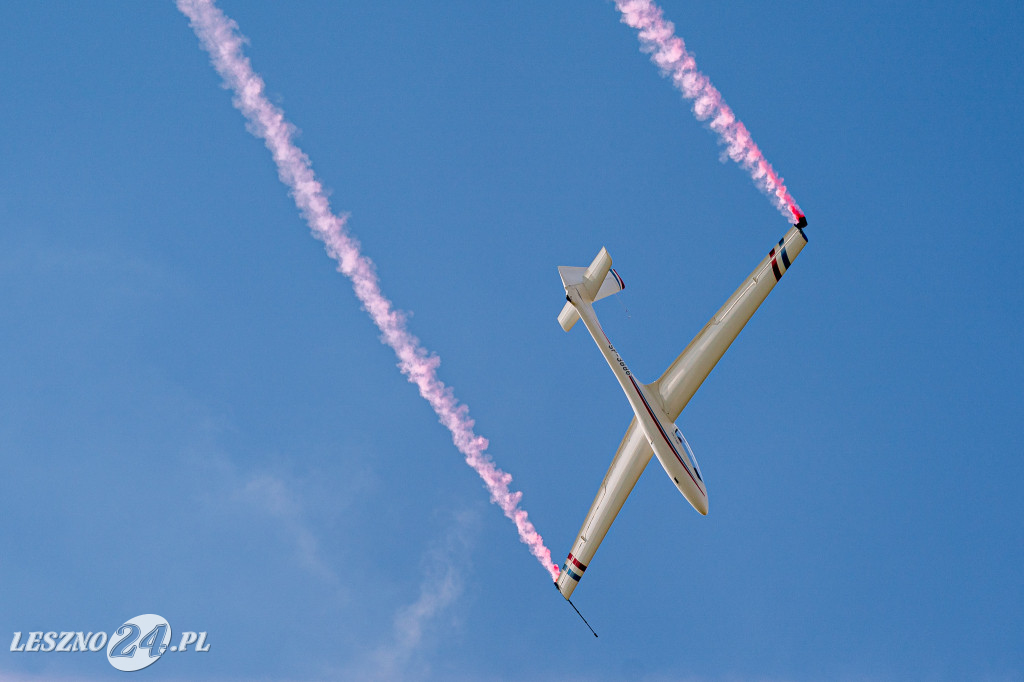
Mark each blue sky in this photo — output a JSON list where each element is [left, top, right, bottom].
[[1, 1, 1021, 680]]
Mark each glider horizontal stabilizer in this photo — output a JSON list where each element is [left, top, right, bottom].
[[556, 248, 625, 331]]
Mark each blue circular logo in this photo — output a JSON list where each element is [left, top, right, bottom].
[[106, 614, 172, 672]]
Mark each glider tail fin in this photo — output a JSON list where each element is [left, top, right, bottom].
[[557, 248, 625, 331]]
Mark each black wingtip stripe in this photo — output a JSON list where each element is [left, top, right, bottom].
[[769, 247, 782, 281]]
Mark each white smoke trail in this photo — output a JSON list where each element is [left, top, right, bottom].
[[615, 0, 804, 223], [177, 0, 559, 581]]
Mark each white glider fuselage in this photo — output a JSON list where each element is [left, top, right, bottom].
[[555, 225, 807, 599], [569, 294, 708, 515]]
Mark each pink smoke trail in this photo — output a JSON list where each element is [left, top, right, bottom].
[[177, 0, 560, 581], [615, 0, 804, 224]]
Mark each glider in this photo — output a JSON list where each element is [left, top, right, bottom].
[[555, 222, 808, 599]]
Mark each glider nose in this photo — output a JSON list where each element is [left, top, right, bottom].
[[695, 492, 708, 516]]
